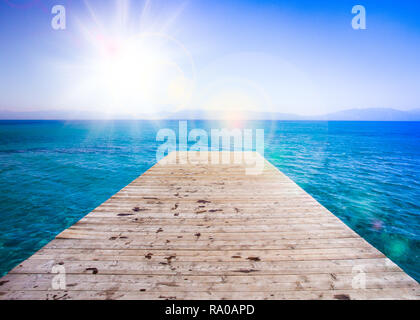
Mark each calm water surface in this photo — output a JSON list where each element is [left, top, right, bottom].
[[0, 120, 419, 281]]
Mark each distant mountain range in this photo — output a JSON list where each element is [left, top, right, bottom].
[[0, 108, 419, 121]]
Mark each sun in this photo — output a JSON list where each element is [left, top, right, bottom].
[[93, 36, 165, 104], [84, 33, 192, 115], [63, 1, 195, 116]]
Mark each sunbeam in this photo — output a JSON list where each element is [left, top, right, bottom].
[[59, 0, 194, 117]]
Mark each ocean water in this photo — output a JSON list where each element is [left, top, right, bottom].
[[0, 120, 419, 282]]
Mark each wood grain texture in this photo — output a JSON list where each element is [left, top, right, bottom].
[[0, 152, 418, 300]]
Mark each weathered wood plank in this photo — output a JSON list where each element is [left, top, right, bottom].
[[1, 288, 419, 300]]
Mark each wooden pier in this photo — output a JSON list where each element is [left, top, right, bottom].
[[0, 152, 418, 300]]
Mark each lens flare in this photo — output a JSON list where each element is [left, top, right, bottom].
[[387, 238, 409, 260]]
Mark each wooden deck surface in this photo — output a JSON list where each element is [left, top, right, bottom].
[[0, 151, 418, 300]]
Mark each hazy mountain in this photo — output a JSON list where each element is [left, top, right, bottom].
[[0, 108, 419, 121], [310, 108, 420, 121]]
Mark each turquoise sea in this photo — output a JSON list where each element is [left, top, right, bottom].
[[0, 120, 419, 282]]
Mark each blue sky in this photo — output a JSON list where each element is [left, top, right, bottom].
[[0, 0, 419, 117]]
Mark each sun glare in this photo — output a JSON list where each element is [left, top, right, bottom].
[[86, 34, 193, 114], [94, 37, 163, 102], [64, 0, 195, 116]]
